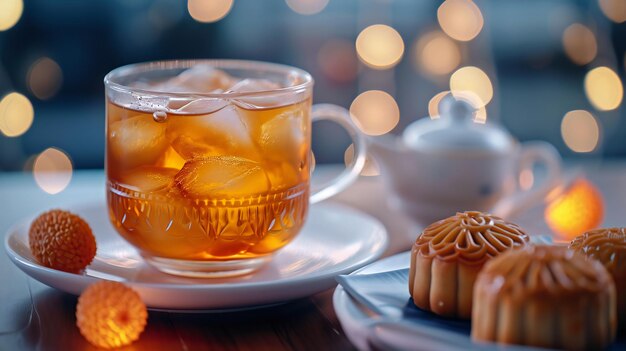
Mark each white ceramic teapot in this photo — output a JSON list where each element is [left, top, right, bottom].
[[368, 93, 561, 224]]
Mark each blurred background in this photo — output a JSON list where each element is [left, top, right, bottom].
[[0, 0, 625, 176]]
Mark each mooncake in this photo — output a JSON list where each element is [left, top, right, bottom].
[[472, 245, 616, 350], [408, 211, 529, 318], [570, 228, 626, 333]]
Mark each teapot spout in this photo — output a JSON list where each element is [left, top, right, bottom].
[[367, 134, 413, 173]]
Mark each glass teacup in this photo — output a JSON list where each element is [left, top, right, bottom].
[[104, 60, 366, 277]]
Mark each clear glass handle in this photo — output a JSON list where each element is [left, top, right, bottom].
[[309, 104, 367, 204]]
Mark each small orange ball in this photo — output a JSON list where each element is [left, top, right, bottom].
[[76, 281, 148, 349], [29, 209, 97, 273], [545, 179, 604, 239]]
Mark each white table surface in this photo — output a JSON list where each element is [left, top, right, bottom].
[[1, 162, 625, 349]]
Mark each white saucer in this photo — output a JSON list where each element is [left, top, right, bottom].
[[5, 201, 388, 311]]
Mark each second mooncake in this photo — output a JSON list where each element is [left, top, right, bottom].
[[570, 228, 626, 333], [472, 245, 616, 350]]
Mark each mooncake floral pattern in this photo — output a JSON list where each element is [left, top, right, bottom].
[[414, 211, 529, 264]]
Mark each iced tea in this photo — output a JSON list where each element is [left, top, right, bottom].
[[106, 94, 312, 261]]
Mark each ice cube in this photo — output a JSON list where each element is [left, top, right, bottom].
[[238, 103, 308, 190], [228, 78, 294, 109], [167, 104, 261, 161], [117, 166, 178, 193], [174, 156, 270, 198], [265, 161, 301, 191], [258, 107, 307, 161], [108, 114, 168, 169], [169, 97, 228, 115], [157, 147, 186, 170], [157, 64, 234, 93], [228, 78, 281, 93]]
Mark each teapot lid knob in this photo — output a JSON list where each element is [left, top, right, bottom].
[[439, 93, 477, 123]]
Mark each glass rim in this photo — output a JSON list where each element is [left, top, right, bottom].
[[103, 59, 314, 98]]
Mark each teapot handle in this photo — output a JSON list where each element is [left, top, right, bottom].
[[492, 141, 562, 217], [309, 104, 367, 204]]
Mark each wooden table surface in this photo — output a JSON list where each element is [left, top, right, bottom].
[[1, 162, 625, 350]]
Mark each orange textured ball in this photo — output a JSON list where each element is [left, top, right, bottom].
[[29, 209, 97, 273], [76, 281, 148, 349]]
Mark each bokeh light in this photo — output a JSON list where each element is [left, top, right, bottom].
[[561, 110, 600, 153], [519, 169, 534, 191], [454, 90, 488, 123], [0, 92, 34, 137], [33, 148, 73, 194], [414, 31, 461, 76], [0, 0, 23, 31], [317, 39, 358, 83], [584, 66, 623, 111], [355, 24, 405, 69], [286, 0, 329, 15], [344, 144, 380, 176], [450, 66, 493, 107], [473, 106, 487, 124], [437, 0, 484, 42], [27, 57, 63, 100], [545, 178, 604, 239], [349, 90, 400, 135], [562, 23, 597, 66], [428, 91, 449, 119], [23, 154, 37, 172], [187, 0, 233, 23], [599, 0, 626, 23]]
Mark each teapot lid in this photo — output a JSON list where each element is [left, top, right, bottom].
[[402, 93, 514, 153]]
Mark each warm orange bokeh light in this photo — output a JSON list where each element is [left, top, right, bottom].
[[355, 24, 405, 69], [584, 66, 623, 111], [28, 57, 63, 100], [428, 91, 449, 119], [561, 110, 600, 153], [310, 151, 316, 173], [344, 143, 380, 176], [187, 0, 233, 23], [0, 0, 23, 31], [519, 169, 534, 191], [317, 39, 358, 83], [437, 0, 484, 42], [414, 31, 461, 76], [599, 0, 626, 23], [349, 90, 400, 135], [76, 281, 148, 349], [0, 92, 34, 137], [562, 23, 597, 66], [450, 66, 493, 107], [545, 179, 604, 239], [33, 147, 73, 194], [286, 0, 329, 15], [473, 105, 487, 124]]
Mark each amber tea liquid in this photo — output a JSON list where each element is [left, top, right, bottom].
[[106, 99, 311, 260]]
